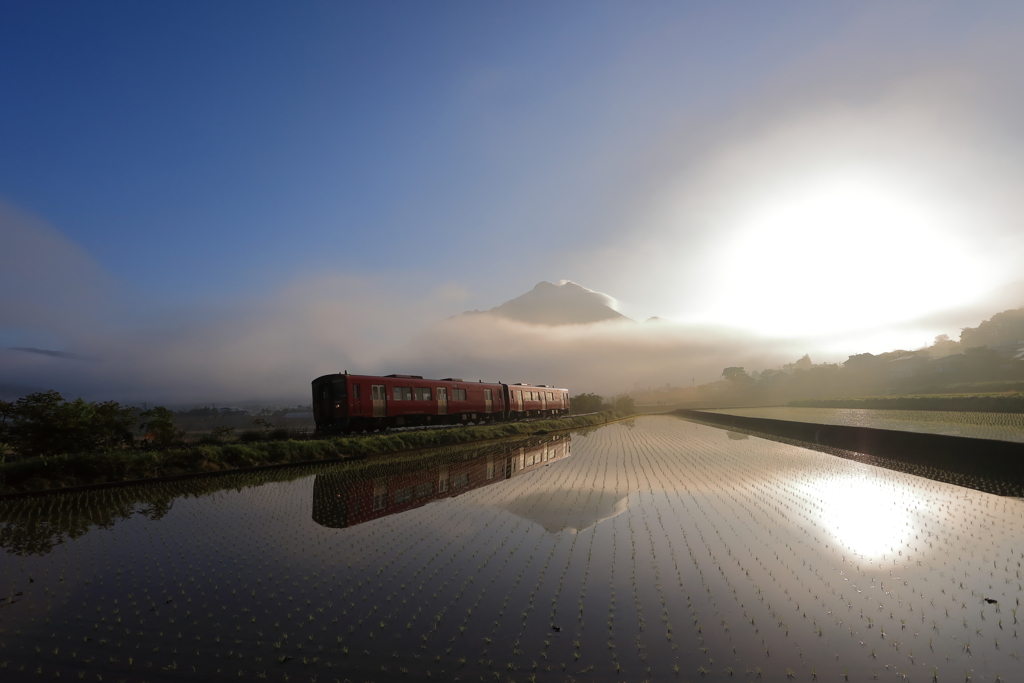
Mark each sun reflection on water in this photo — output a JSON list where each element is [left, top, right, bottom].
[[811, 474, 913, 560]]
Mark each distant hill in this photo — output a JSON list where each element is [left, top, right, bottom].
[[464, 280, 632, 326]]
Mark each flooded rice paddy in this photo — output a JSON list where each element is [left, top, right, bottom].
[[704, 407, 1024, 443], [2, 416, 1024, 682]]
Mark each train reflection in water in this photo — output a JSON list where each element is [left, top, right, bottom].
[[312, 433, 571, 529]]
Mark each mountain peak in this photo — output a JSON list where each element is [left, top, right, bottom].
[[473, 280, 631, 325]]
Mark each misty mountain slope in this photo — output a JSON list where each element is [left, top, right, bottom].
[[464, 280, 632, 325]]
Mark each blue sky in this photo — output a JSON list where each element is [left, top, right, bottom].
[[0, 2, 875, 302], [3, 1, 1024, 402]]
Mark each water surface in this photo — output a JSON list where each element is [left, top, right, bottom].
[[2, 418, 1023, 682]]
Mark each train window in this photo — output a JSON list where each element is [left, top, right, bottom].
[[548, 392, 554, 401], [414, 387, 431, 401], [452, 388, 467, 401], [415, 482, 432, 498], [483, 388, 492, 400], [452, 473, 469, 489], [332, 380, 346, 397], [394, 487, 413, 504], [393, 387, 412, 401], [486, 457, 495, 480]]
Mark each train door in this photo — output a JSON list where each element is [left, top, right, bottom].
[[516, 390, 523, 411], [484, 388, 493, 413], [541, 392, 547, 411], [437, 387, 448, 415], [352, 383, 362, 415], [371, 384, 387, 417]]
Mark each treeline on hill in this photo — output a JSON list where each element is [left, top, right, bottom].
[[633, 306, 1024, 410]]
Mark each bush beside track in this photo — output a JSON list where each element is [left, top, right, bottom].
[[0, 411, 627, 495]]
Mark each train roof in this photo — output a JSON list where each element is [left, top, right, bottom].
[[312, 373, 568, 391]]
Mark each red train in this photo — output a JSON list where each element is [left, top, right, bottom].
[[311, 372, 570, 432]]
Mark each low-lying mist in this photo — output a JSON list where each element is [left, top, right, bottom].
[[2, 200, 1016, 407], [0, 279, 799, 405]]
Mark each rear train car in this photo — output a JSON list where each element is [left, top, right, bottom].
[[505, 383, 570, 419]]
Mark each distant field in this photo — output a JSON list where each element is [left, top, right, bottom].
[[789, 392, 1024, 412], [704, 405, 1024, 443], [174, 411, 315, 436]]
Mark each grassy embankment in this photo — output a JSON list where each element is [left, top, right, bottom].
[[788, 392, 1024, 412], [0, 411, 624, 495]]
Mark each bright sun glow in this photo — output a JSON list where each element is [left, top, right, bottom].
[[712, 178, 988, 337], [811, 473, 912, 560]]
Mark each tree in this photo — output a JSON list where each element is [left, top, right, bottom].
[[7, 390, 136, 458], [960, 308, 1024, 348], [722, 367, 748, 381], [926, 333, 961, 359], [139, 406, 182, 445], [569, 393, 604, 414], [613, 394, 636, 415], [0, 399, 13, 461]]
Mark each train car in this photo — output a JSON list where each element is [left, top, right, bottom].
[[312, 372, 570, 432], [505, 383, 570, 419], [312, 433, 572, 529]]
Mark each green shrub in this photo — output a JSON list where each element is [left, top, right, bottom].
[[4, 391, 136, 460], [570, 393, 604, 414], [138, 406, 181, 444]]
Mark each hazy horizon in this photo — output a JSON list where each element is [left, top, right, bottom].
[[3, 2, 1024, 404]]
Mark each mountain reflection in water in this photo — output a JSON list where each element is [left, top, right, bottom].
[[499, 490, 628, 534], [312, 433, 571, 529]]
